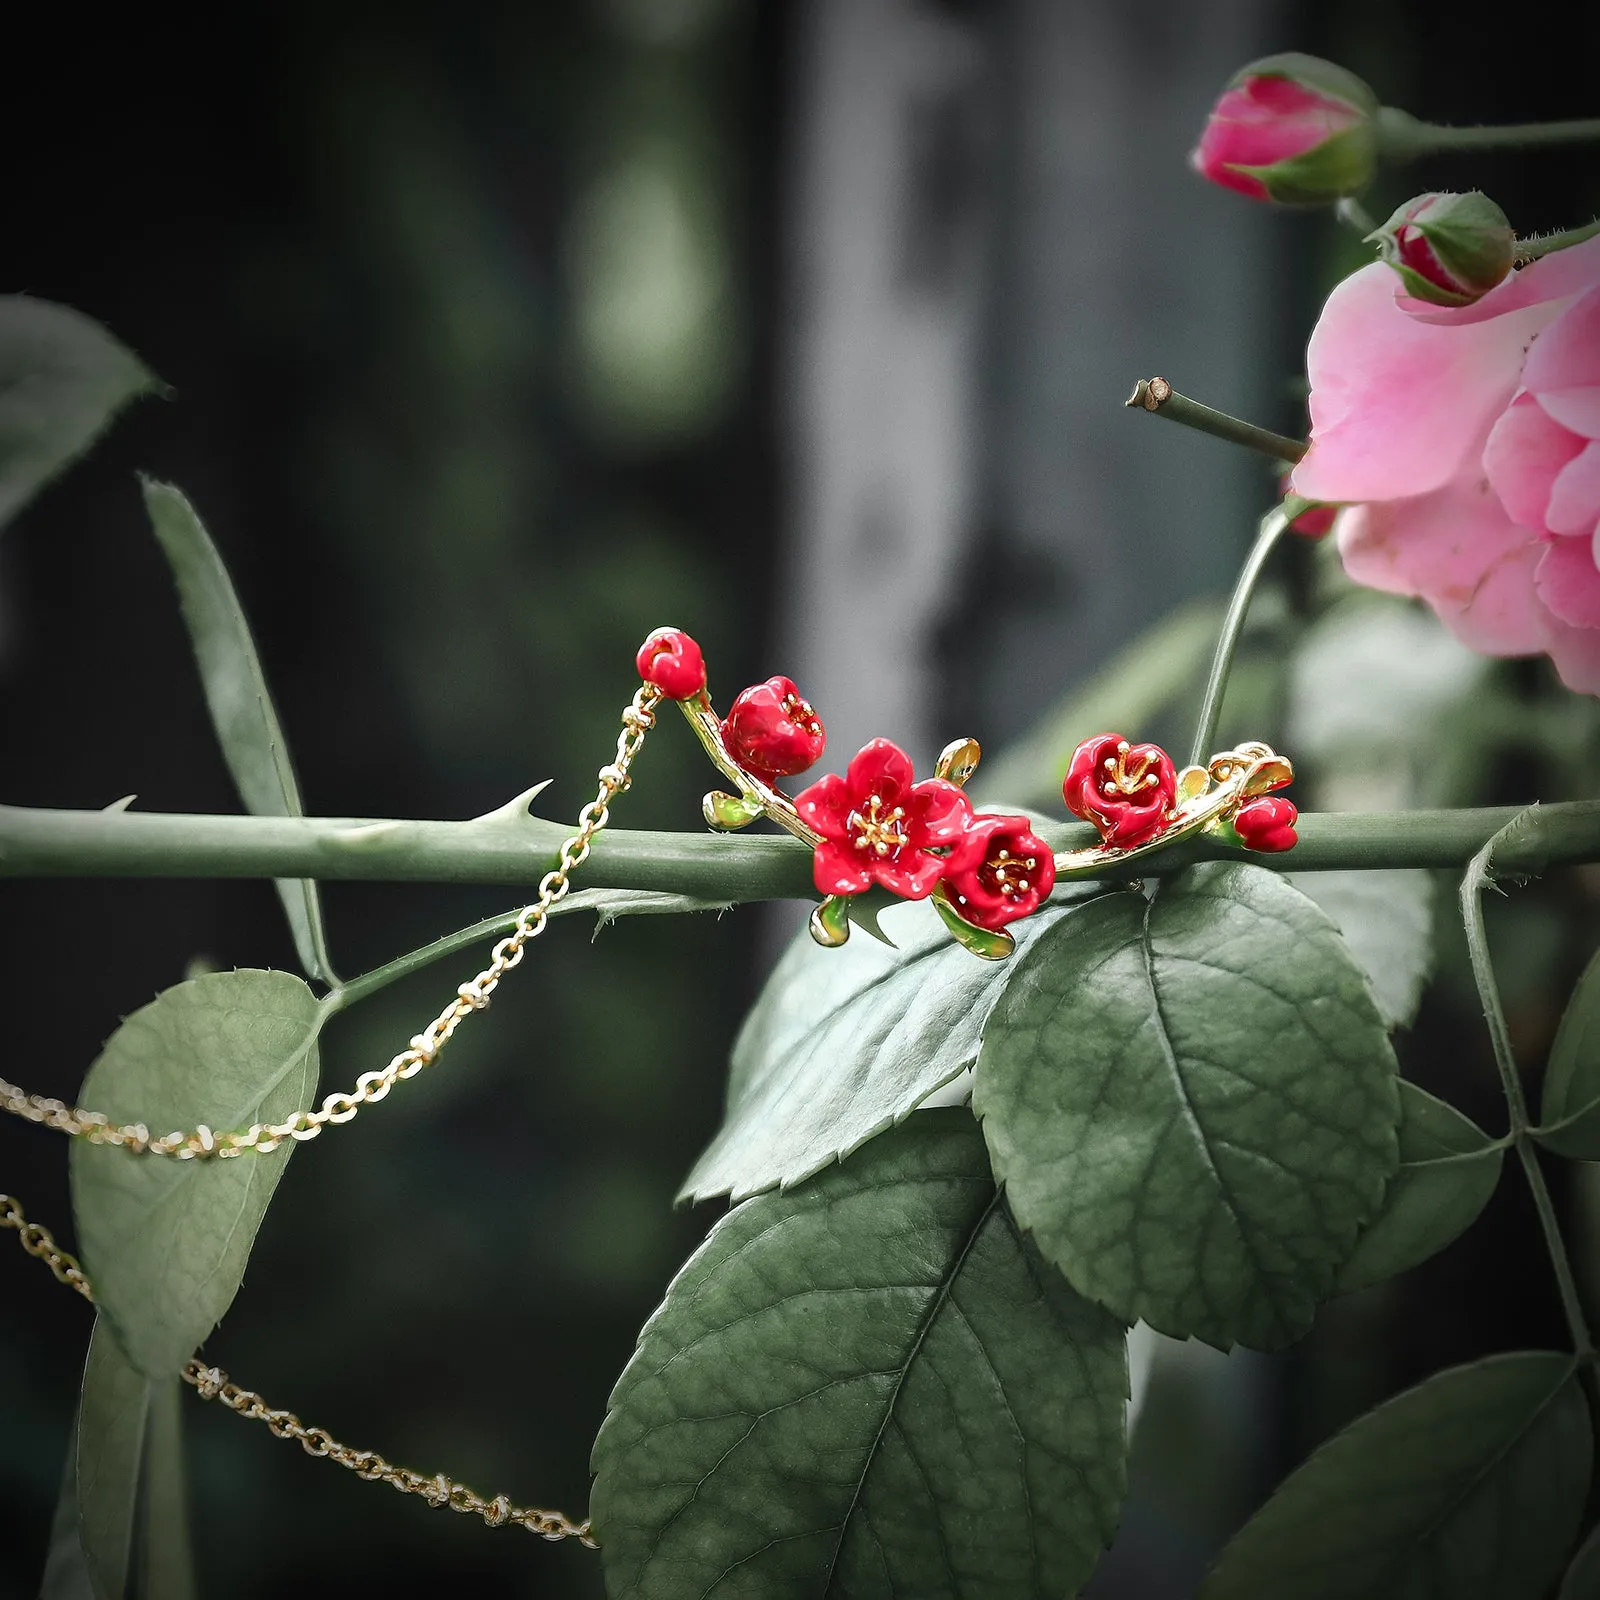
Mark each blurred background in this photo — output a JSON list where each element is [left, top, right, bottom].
[[2, 0, 1599, 1594]]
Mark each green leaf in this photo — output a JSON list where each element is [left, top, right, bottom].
[[0, 297, 157, 532], [679, 894, 1095, 1205], [40, 1437, 95, 1600], [1335, 1081, 1503, 1295], [54, 1323, 194, 1600], [1537, 946, 1600, 1160], [975, 599, 1223, 809], [593, 1109, 1129, 1599], [1559, 1524, 1600, 1599], [143, 478, 337, 984], [70, 969, 323, 1376], [1200, 1351, 1591, 1599], [974, 864, 1400, 1350], [1289, 868, 1435, 1030]]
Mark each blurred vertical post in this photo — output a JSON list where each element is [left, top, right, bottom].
[[776, 0, 991, 771]]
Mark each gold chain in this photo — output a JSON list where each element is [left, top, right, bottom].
[[0, 1192, 94, 1302], [0, 685, 661, 1160], [2, 1192, 596, 1543]]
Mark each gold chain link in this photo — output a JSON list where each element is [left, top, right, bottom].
[[2, 1189, 596, 1543], [0, 685, 661, 1159], [0, 1191, 94, 1302]]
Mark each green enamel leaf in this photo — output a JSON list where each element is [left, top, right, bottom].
[[679, 894, 1096, 1205], [0, 297, 157, 532], [1289, 868, 1435, 1030], [143, 478, 337, 984], [1200, 1352, 1591, 1599], [974, 864, 1400, 1350], [57, 1322, 194, 1600], [70, 969, 323, 1377], [1537, 946, 1600, 1160], [594, 1109, 1129, 1600], [1336, 1081, 1502, 1295]]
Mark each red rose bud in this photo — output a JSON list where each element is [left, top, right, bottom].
[[1370, 191, 1515, 308], [635, 627, 706, 700], [1063, 733, 1177, 850], [941, 814, 1057, 932], [1191, 53, 1377, 205], [1234, 795, 1299, 852], [1280, 474, 1338, 538], [721, 676, 826, 779]]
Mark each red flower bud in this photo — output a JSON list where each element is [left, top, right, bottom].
[[720, 676, 826, 780], [1370, 191, 1515, 308], [1191, 53, 1377, 206], [1281, 474, 1338, 538], [1234, 795, 1299, 852], [635, 627, 706, 700], [1063, 733, 1177, 849], [941, 814, 1057, 931]]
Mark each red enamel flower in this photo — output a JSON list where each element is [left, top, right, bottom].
[[635, 627, 706, 700], [1234, 795, 1299, 852], [721, 676, 826, 780], [794, 738, 973, 899], [941, 814, 1057, 931], [1062, 733, 1177, 849]]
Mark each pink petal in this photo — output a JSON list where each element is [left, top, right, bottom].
[[1294, 263, 1558, 503], [794, 772, 853, 841], [1538, 388, 1600, 441], [812, 840, 872, 898], [1520, 286, 1600, 394], [1336, 473, 1549, 654], [1483, 395, 1586, 532], [1540, 609, 1600, 694], [846, 738, 913, 805], [1403, 234, 1600, 327], [1548, 442, 1600, 538], [1535, 537, 1600, 629]]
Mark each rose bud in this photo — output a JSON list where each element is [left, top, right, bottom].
[[940, 814, 1057, 931], [1233, 795, 1299, 852], [1063, 733, 1177, 850], [1280, 473, 1338, 538], [635, 627, 706, 700], [1191, 53, 1378, 205], [1369, 191, 1515, 308], [720, 675, 826, 780]]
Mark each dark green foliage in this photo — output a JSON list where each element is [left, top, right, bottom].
[[0, 297, 156, 532], [680, 895, 1096, 1205], [1336, 1080, 1503, 1294], [1539, 946, 1600, 1160], [41, 1324, 194, 1600], [1201, 1352, 1592, 1599], [593, 1110, 1129, 1599], [974, 865, 1400, 1349], [143, 478, 337, 984], [70, 970, 322, 1377]]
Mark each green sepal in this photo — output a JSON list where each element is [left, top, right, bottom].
[[702, 789, 764, 830]]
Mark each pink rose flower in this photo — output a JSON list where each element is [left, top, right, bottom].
[[1291, 235, 1600, 692]]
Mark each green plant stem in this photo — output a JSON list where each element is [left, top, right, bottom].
[[1517, 218, 1600, 263], [1380, 108, 1600, 158], [4, 800, 1600, 893], [1188, 503, 1294, 767], [1461, 839, 1596, 1362], [1126, 380, 1306, 463]]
